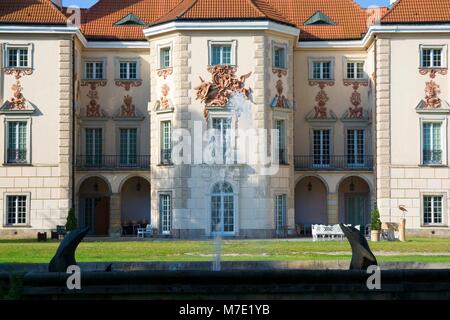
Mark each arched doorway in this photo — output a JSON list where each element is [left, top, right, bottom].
[[120, 176, 151, 236], [78, 176, 111, 236], [211, 182, 235, 235], [295, 176, 328, 234], [338, 176, 371, 227]]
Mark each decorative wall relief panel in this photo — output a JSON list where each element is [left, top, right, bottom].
[[344, 81, 368, 119], [271, 68, 290, 109], [195, 65, 252, 119], [2, 68, 33, 111], [419, 68, 447, 109], [157, 68, 173, 80], [308, 80, 335, 119], [115, 80, 142, 91], [81, 80, 107, 117]]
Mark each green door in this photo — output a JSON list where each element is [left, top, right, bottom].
[[345, 194, 368, 226]]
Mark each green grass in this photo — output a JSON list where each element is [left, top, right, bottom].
[[0, 237, 449, 263]]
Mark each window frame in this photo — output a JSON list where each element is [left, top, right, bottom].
[[272, 42, 288, 69], [420, 117, 447, 166], [210, 116, 233, 165], [345, 127, 367, 167], [82, 57, 107, 80], [3, 117, 32, 165], [421, 193, 447, 227], [159, 192, 172, 235], [209, 181, 237, 236], [275, 119, 287, 164], [115, 58, 140, 80], [275, 193, 287, 233], [208, 40, 237, 66], [420, 45, 447, 69], [3, 43, 33, 69], [158, 45, 172, 69], [345, 60, 366, 80], [160, 120, 172, 165], [309, 57, 334, 80], [3, 192, 31, 227], [310, 126, 334, 168]]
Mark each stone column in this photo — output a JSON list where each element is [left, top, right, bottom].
[[327, 193, 338, 224], [109, 193, 121, 237]]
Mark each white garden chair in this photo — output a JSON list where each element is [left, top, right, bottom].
[[137, 224, 153, 238]]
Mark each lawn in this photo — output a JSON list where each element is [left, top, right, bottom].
[[0, 237, 450, 263]]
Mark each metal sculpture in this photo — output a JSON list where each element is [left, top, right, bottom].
[[48, 227, 90, 272], [340, 223, 377, 270]]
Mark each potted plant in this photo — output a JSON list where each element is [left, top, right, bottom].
[[370, 208, 382, 242]]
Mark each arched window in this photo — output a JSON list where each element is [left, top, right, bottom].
[[211, 182, 234, 234]]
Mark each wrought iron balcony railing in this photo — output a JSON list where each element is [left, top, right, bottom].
[[76, 155, 150, 170], [294, 155, 374, 171], [7, 149, 27, 164]]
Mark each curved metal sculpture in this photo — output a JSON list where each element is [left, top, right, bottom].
[[48, 227, 90, 272], [340, 223, 377, 270]]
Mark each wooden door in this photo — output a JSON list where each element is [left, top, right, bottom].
[[95, 197, 110, 236]]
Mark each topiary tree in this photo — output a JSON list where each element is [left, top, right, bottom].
[[371, 208, 382, 231], [65, 208, 77, 231]]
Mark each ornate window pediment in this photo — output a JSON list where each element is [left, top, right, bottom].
[[416, 99, 450, 114], [305, 108, 337, 123]]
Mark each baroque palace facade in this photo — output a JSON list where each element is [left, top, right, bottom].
[[1, 0, 450, 238]]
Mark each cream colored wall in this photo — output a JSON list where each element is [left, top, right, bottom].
[[383, 34, 450, 231], [293, 49, 373, 156], [76, 48, 151, 156], [0, 35, 73, 237]]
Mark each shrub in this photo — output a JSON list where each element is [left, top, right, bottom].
[[65, 208, 77, 231], [371, 208, 382, 231]]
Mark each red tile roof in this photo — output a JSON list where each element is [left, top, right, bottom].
[[152, 0, 293, 27], [80, 0, 184, 40], [382, 0, 450, 24], [0, 0, 67, 25], [268, 0, 369, 41]]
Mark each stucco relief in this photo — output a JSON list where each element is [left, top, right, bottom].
[[115, 80, 142, 91], [344, 81, 368, 119], [308, 81, 334, 119], [195, 65, 252, 119], [81, 80, 107, 117], [271, 68, 290, 109], [121, 95, 136, 117], [157, 68, 173, 79], [419, 69, 447, 108], [160, 84, 170, 109], [3, 68, 33, 110]]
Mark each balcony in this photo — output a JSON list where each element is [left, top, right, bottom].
[[294, 155, 374, 171], [76, 155, 150, 171]]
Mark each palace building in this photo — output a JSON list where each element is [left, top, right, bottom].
[[1, 0, 450, 238]]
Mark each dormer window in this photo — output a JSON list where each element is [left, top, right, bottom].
[[304, 11, 335, 26], [114, 13, 144, 26]]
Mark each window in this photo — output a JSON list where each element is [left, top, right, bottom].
[[6, 47, 30, 68], [347, 129, 365, 167], [119, 61, 137, 80], [160, 194, 172, 235], [160, 47, 171, 69], [85, 61, 104, 80], [120, 128, 137, 166], [210, 44, 232, 65], [423, 195, 443, 225], [422, 122, 443, 165], [6, 195, 28, 226], [6, 121, 27, 164], [212, 117, 232, 164], [312, 61, 332, 80], [346, 61, 365, 79], [161, 121, 172, 164], [211, 182, 234, 234], [276, 120, 286, 164], [273, 45, 287, 69], [275, 194, 287, 233], [421, 47, 443, 68], [313, 129, 331, 167], [85, 128, 103, 166]]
